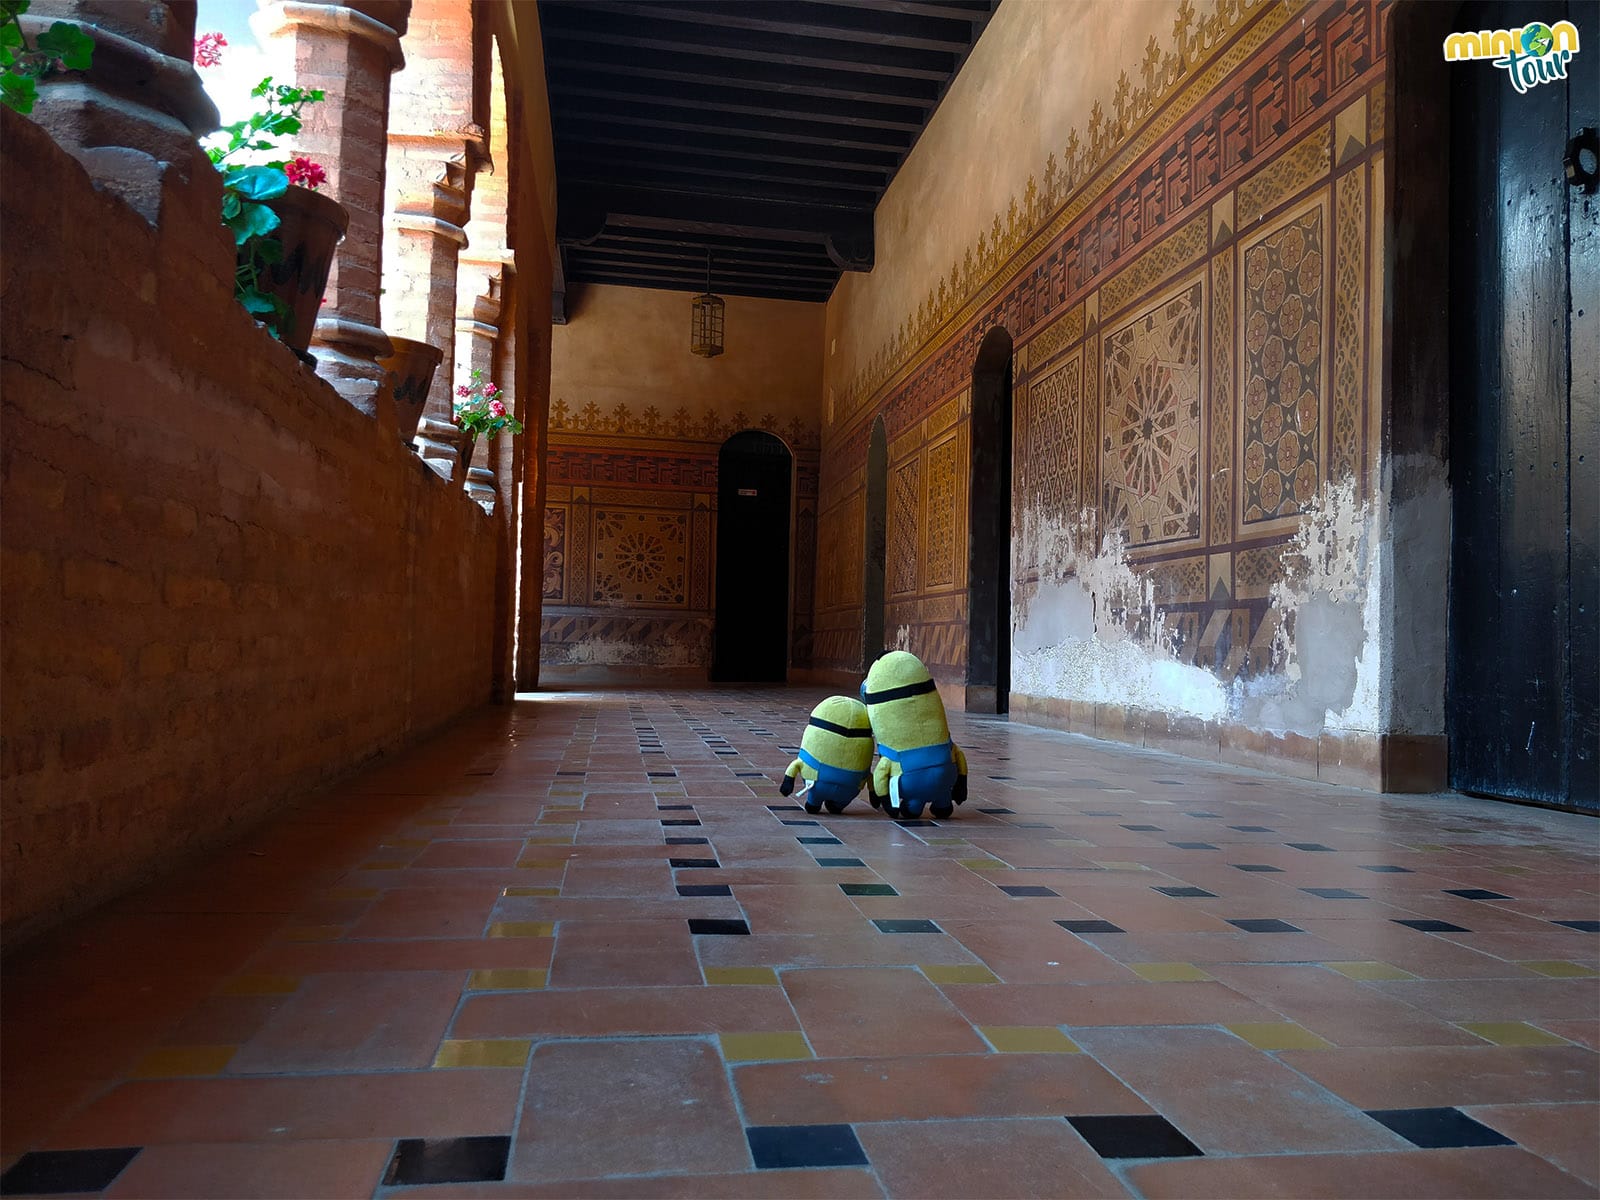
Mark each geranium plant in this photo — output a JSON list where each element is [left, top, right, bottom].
[[1, 0, 93, 114], [454, 369, 523, 439], [196, 34, 326, 341]]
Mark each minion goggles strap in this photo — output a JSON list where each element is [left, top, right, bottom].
[[807, 716, 873, 738], [860, 678, 939, 704]]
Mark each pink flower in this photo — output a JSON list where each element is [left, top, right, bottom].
[[194, 31, 227, 68], [488, 399, 506, 417], [456, 384, 470, 397], [285, 157, 327, 190], [484, 382, 498, 396]]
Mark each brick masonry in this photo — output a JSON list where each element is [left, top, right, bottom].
[[0, 107, 504, 946]]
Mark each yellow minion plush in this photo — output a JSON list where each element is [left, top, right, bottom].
[[861, 650, 969, 819], [780, 696, 876, 814]]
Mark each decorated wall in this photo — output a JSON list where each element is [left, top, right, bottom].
[[816, 0, 1427, 786], [541, 284, 825, 678]]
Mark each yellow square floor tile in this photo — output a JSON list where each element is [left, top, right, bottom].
[[488, 921, 555, 938], [545, 804, 582, 812], [980, 1026, 1080, 1053], [704, 967, 779, 986], [469, 968, 548, 990], [540, 813, 581, 824], [1323, 961, 1418, 981], [503, 886, 561, 897], [1130, 962, 1213, 983], [1521, 960, 1599, 978], [132, 1045, 237, 1078], [922, 964, 1001, 985], [1460, 1021, 1569, 1046], [1092, 861, 1150, 872], [958, 858, 1008, 871], [280, 925, 343, 942], [526, 835, 574, 845], [217, 973, 300, 996], [719, 1032, 812, 1062], [517, 860, 569, 871], [433, 1039, 532, 1069], [1226, 1022, 1334, 1050]]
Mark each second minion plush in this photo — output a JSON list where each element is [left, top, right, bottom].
[[861, 650, 969, 819], [780, 695, 875, 814]]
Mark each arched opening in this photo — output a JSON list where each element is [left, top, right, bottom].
[[967, 326, 1013, 714], [712, 430, 792, 682], [862, 415, 888, 667]]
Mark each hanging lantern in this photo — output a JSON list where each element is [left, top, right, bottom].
[[690, 250, 724, 357]]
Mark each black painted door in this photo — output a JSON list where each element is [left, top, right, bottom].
[[712, 432, 791, 682], [1448, 0, 1598, 811]]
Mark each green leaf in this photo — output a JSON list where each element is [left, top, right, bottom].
[[0, 22, 23, 50], [238, 288, 277, 315], [253, 237, 283, 264], [223, 164, 288, 201], [36, 21, 92, 69], [0, 70, 36, 114], [221, 191, 241, 219], [229, 201, 280, 243]]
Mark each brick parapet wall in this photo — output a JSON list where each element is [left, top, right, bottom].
[[0, 106, 502, 946]]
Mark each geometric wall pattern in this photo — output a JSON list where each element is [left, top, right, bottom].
[[590, 508, 688, 607], [812, 0, 1388, 686]]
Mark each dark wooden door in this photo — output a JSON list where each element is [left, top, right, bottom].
[[1448, 0, 1598, 811], [712, 431, 792, 682], [968, 328, 1014, 714]]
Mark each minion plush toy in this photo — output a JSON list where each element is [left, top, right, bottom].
[[779, 696, 876, 814], [861, 650, 969, 819]]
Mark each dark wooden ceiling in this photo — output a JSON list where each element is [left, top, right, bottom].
[[540, 0, 1000, 308]]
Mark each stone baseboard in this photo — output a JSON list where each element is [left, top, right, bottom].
[[536, 664, 710, 688], [1008, 693, 1447, 793]]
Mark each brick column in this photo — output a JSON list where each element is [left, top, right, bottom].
[[252, 0, 410, 415], [23, 0, 218, 225]]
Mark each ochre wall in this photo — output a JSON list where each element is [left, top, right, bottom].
[[540, 284, 825, 678], [817, 0, 1428, 788], [0, 109, 503, 944]]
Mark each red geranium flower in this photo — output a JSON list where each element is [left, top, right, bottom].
[[194, 31, 227, 68], [285, 157, 327, 190]]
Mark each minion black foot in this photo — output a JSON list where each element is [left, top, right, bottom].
[[930, 800, 954, 819], [803, 800, 823, 815]]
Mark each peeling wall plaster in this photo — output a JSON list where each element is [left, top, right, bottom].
[[1010, 479, 1405, 737]]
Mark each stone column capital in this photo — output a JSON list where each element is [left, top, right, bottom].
[[250, 2, 406, 72]]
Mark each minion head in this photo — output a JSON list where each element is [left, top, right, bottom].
[[861, 650, 949, 751], [799, 695, 874, 774]]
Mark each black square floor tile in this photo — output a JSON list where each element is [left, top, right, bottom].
[[555, 771, 585, 777], [1082, 810, 1121, 817], [1121, 824, 1163, 831], [1228, 918, 1303, 933], [746, 1124, 868, 1170], [766, 804, 804, 812], [676, 883, 732, 897], [660, 818, 701, 827], [1287, 842, 1336, 852], [873, 918, 941, 933], [383, 1136, 510, 1186], [1444, 888, 1511, 901], [841, 882, 898, 897], [1153, 886, 1216, 898], [1393, 918, 1470, 933], [657, 804, 694, 811], [1229, 825, 1274, 832], [1186, 812, 1223, 818], [798, 836, 842, 846], [646, 771, 677, 778], [1066, 1114, 1202, 1160], [1365, 1107, 1514, 1149], [670, 858, 720, 869], [988, 775, 1016, 781], [978, 806, 1015, 814], [1232, 863, 1284, 873], [1361, 864, 1414, 873], [0, 1147, 141, 1195], [666, 837, 709, 846], [1169, 842, 1218, 850], [999, 885, 1059, 897], [782, 819, 820, 827], [815, 857, 866, 867], [1302, 887, 1367, 899], [1554, 919, 1600, 931], [689, 918, 750, 936], [1056, 919, 1125, 934]]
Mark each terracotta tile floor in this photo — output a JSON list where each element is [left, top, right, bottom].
[[3, 688, 1598, 1198]]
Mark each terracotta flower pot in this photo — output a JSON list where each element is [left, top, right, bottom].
[[259, 185, 348, 356], [377, 337, 444, 445]]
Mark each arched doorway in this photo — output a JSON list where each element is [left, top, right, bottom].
[[862, 416, 888, 667], [967, 326, 1013, 714], [712, 430, 792, 682]]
